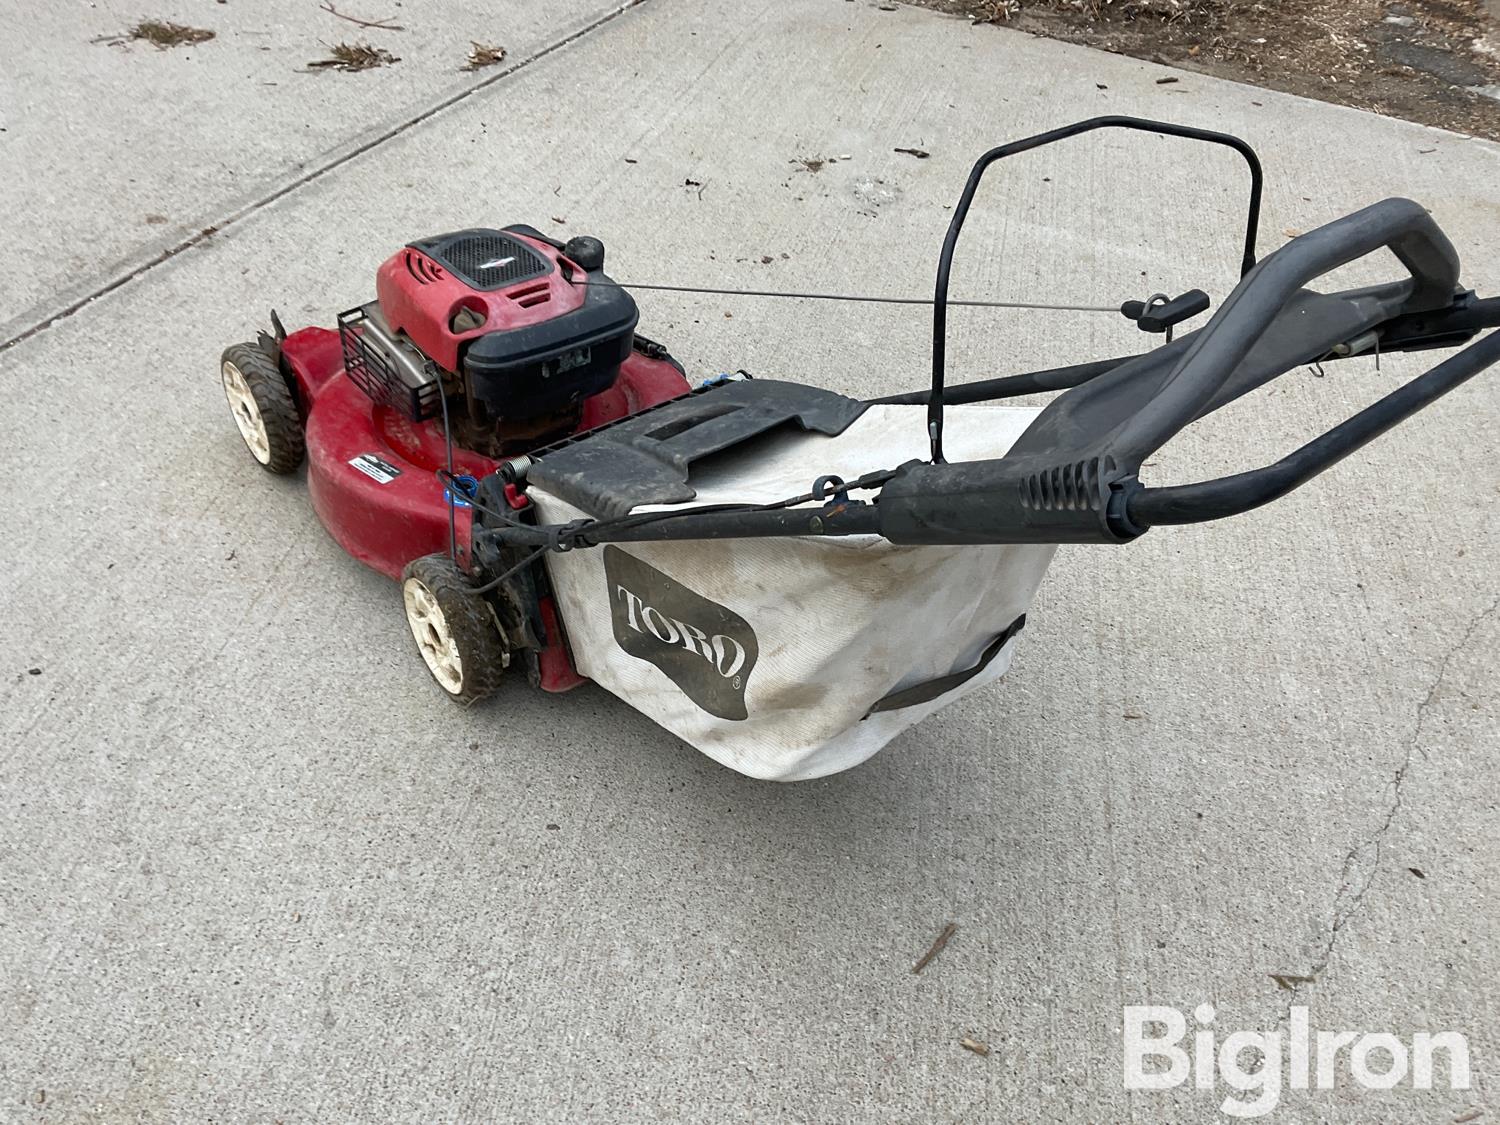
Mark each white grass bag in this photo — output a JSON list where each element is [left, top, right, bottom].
[[533, 404, 1057, 780]]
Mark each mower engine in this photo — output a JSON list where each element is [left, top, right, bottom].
[[341, 224, 650, 456], [223, 222, 689, 589]]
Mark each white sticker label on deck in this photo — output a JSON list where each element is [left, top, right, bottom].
[[349, 453, 402, 484]]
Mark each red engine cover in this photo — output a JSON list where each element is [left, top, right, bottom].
[[374, 231, 586, 373]]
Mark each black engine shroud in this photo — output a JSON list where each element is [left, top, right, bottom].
[[418, 225, 640, 422], [462, 281, 638, 420]]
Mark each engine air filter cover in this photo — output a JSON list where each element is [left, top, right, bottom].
[[408, 229, 551, 291]]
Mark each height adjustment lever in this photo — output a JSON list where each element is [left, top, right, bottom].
[[1121, 289, 1211, 335]]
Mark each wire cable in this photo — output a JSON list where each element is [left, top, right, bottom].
[[438, 382, 458, 560], [466, 546, 551, 595], [506, 466, 901, 552], [585, 280, 1116, 314]]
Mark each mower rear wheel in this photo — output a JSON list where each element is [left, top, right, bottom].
[[221, 343, 304, 474], [400, 555, 507, 706]]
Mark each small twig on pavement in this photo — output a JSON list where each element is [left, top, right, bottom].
[[319, 1, 403, 31], [1269, 972, 1316, 991], [912, 921, 957, 974]]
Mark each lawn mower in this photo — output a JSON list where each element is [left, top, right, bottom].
[[220, 116, 1500, 781]]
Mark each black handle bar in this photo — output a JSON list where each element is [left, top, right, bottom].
[[1107, 197, 1458, 468], [484, 124, 1496, 556], [878, 195, 1477, 545], [1128, 327, 1500, 526], [928, 115, 1266, 463]]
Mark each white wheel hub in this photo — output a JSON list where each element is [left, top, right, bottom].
[[222, 360, 271, 465], [403, 578, 464, 694]]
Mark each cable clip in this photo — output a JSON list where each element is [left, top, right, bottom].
[[442, 473, 478, 510], [544, 519, 594, 552], [812, 474, 850, 504]]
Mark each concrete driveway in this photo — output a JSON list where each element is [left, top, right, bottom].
[[2, 0, 1496, 1120]]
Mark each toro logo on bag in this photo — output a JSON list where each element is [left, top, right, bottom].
[[604, 546, 758, 720]]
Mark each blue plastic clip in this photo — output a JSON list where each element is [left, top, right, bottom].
[[444, 474, 478, 509]]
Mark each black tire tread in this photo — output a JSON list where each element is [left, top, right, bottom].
[[221, 342, 305, 474], [401, 554, 507, 706]]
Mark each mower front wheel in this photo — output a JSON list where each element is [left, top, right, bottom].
[[401, 555, 508, 706], [220, 343, 304, 474]]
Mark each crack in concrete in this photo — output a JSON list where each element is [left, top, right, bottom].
[[0, 0, 644, 356], [1275, 592, 1500, 1023]]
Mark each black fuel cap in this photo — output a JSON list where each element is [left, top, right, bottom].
[[562, 235, 606, 272]]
